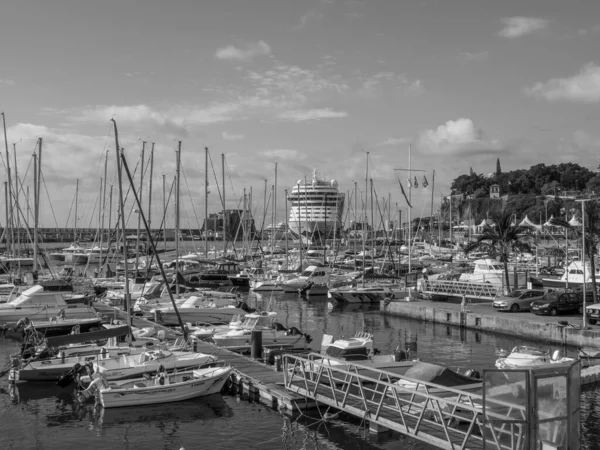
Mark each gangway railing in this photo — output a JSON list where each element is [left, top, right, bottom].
[[283, 354, 528, 450], [421, 280, 502, 300]]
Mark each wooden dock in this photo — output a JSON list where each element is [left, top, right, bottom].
[[191, 339, 316, 411]]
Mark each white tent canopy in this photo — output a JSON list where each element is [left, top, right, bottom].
[[543, 215, 555, 227], [518, 215, 542, 231]]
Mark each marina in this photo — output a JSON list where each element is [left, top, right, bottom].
[[3, 2, 600, 448]]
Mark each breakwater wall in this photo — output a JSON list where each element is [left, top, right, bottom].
[[380, 300, 600, 348]]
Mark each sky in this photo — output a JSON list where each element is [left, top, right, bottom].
[[1, 0, 600, 231]]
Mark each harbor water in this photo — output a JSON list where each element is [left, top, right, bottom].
[[1, 290, 600, 449]]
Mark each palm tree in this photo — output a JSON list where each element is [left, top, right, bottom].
[[463, 210, 532, 292], [550, 200, 600, 304]]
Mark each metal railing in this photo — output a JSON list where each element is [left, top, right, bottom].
[[283, 354, 527, 450], [421, 280, 502, 300]]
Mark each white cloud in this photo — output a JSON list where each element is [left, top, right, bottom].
[[525, 63, 600, 103], [259, 149, 305, 160], [215, 40, 271, 62], [277, 108, 348, 122], [418, 118, 503, 154], [0, 78, 15, 86], [298, 9, 324, 28], [221, 131, 244, 141], [459, 51, 489, 61], [359, 72, 423, 96], [499, 17, 549, 38], [374, 137, 411, 148]]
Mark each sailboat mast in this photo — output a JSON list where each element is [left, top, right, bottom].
[[284, 189, 289, 268], [408, 144, 412, 273], [99, 151, 108, 272], [175, 142, 181, 298], [135, 142, 146, 274], [297, 182, 303, 270], [204, 148, 208, 258], [1, 113, 14, 256], [74, 178, 79, 242], [362, 153, 369, 284], [12, 143, 20, 257], [222, 153, 226, 255], [274, 163, 277, 248], [162, 174, 166, 251], [33, 147, 38, 272], [111, 119, 132, 340], [148, 143, 154, 234], [354, 181, 357, 266]]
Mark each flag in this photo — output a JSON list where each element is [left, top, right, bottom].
[[397, 177, 413, 208], [422, 175, 429, 188], [407, 178, 412, 188], [413, 176, 418, 188]]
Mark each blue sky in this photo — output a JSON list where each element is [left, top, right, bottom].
[[1, 0, 600, 229]]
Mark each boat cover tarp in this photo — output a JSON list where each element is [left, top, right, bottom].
[[46, 325, 131, 348], [402, 361, 477, 387]]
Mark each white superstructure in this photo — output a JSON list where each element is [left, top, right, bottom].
[[288, 168, 345, 238]]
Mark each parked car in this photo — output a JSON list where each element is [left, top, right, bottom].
[[492, 289, 546, 312], [530, 291, 584, 316]]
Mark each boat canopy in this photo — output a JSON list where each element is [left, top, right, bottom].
[[46, 325, 131, 348]]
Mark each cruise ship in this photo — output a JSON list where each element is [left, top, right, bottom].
[[287, 169, 345, 238]]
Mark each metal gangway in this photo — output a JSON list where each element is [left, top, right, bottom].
[[421, 280, 502, 301], [283, 354, 580, 450]]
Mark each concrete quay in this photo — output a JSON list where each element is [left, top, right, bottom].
[[380, 297, 600, 385]]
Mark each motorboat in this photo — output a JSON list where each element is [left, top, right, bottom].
[[78, 363, 233, 408], [312, 332, 375, 368], [151, 295, 254, 326], [62, 242, 87, 263], [541, 260, 600, 290], [458, 258, 504, 286], [3, 316, 103, 340], [189, 316, 243, 341], [91, 348, 218, 380], [281, 265, 333, 294], [0, 285, 99, 325], [495, 346, 575, 369], [212, 311, 311, 348], [328, 283, 409, 304]]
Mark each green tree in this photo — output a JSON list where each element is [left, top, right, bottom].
[[496, 158, 501, 176], [463, 209, 532, 292]]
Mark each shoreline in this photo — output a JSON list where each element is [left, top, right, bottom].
[[380, 297, 600, 348]]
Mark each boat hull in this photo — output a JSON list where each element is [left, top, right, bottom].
[[0, 305, 98, 326], [95, 352, 218, 380], [98, 366, 232, 408], [157, 308, 250, 326], [328, 286, 408, 303]]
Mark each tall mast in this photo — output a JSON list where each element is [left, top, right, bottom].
[[32, 146, 38, 272], [12, 143, 19, 257], [3, 182, 8, 255], [363, 152, 369, 284], [175, 142, 181, 298], [74, 178, 79, 242], [162, 174, 166, 251], [430, 169, 435, 241], [204, 147, 208, 258], [370, 178, 374, 248], [99, 151, 108, 271], [297, 182, 303, 270], [135, 141, 146, 274], [284, 189, 289, 268], [274, 162, 278, 249], [1, 113, 13, 256], [222, 153, 226, 255], [108, 184, 113, 262], [408, 144, 412, 273], [354, 181, 357, 267], [148, 143, 154, 234], [111, 119, 132, 341]]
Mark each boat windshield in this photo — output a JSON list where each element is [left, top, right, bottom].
[[300, 270, 313, 277]]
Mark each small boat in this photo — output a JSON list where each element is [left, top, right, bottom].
[[0, 285, 98, 325], [78, 363, 233, 408], [328, 283, 408, 304], [495, 346, 575, 369], [92, 348, 218, 380], [212, 311, 312, 348], [151, 295, 254, 326]]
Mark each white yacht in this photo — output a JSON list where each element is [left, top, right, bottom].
[[0, 285, 98, 325], [287, 168, 345, 238]]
